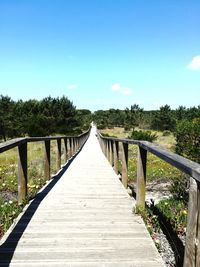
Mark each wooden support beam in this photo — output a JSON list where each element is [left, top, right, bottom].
[[113, 141, 119, 174], [136, 146, 147, 210], [63, 138, 68, 162], [44, 140, 50, 180], [18, 142, 27, 204], [109, 140, 113, 165], [184, 177, 200, 267], [106, 141, 109, 160], [56, 139, 61, 171], [121, 143, 128, 188]]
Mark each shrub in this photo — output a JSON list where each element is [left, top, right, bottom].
[[162, 130, 171, 136], [175, 119, 200, 163], [128, 129, 158, 142], [169, 174, 189, 203], [124, 124, 131, 131], [156, 198, 187, 234], [101, 133, 117, 138]]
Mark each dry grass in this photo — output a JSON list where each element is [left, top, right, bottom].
[[101, 127, 176, 151], [100, 127, 131, 138]]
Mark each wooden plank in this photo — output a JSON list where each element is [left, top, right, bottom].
[[0, 138, 26, 153], [183, 177, 198, 267], [109, 140, 113, 165], [44, 140, 50, 180], [196, 181, 200, 267], [136, 146, 147, 210], [98, 134, 200, 183], [18, 142, 27, 204], [121, 143, 128, 188], [63, 138, 68, 162], [56, 139, 61, 171], [113, 141, 119, 174]]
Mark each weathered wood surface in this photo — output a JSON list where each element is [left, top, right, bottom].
[[99, 135, 200, 183], [136, 146, 147, 210], [184, 177, 200, 267], [0, 127, 164, 267]]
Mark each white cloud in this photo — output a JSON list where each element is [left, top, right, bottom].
[[67, 84, 78, 90], [123, 88, 132, 95], [111, 83, 132, 95], [187, 55, 200, 70], [111, 83, 121, 91]]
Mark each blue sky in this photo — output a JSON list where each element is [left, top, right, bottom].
[[0, 0, 200, 111]]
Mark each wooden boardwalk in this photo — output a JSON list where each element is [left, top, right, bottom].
[[0, 127, 164, 267]]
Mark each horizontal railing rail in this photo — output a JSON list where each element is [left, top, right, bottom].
[[97, 131, 200, 267], [0, 128, 90, 204]]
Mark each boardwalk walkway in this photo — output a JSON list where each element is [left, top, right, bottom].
[[0, 127, 164, 267]]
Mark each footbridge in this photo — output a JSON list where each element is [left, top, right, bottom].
[[0, 125, 200, 267]]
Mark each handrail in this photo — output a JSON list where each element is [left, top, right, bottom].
[[98, 134, 200, 183], [0, 131, 90, 153], [97, 130, 200, 267], [0, 128, 91, 204]]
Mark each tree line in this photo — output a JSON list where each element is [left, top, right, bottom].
[[93, 104, 200, 131], [1, 95, 200, 164], [92, 104, 200, 163], [0, 95, 92, 141]]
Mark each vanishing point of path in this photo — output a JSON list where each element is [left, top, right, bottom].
[[0, 127, 164, 267]]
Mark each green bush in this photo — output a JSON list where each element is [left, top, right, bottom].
[[156, 198, 187, 234], [128, 129, 158, 142], [162, 130, 171, 136], [169, 174, 189, 203], [175, 119, 200, 163], [101, 133, 117, 138]]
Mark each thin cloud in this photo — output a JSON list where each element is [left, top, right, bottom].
[[67, 84, 78, 90], [187, 55, 200, 70], [111, 83, 132, 95]]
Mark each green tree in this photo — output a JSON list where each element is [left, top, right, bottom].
[[125, 104, 143, 128], [175, 119, 200, 163], [151, 105, 175, 131], [0, 95, 15, 140]]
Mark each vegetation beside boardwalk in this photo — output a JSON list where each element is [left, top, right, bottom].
[[100, 126, 191, 266], [0, 141, 62, 238]]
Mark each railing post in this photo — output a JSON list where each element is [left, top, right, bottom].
[[121, 142, 128, 188], [44, 140, 50, 180], [56, 139, 61, 171], [73, 137, 76, 153], [64, 138, 68, 162], [113, 141, 119, 174], [102, 139, 106, 155], [72, 137, 75, 155], [75, 137, 78, 152], [69, 138, 72, 158], [136, 146, 147, 210], [106, 140, 109, 160], [18, 142, 27, 204], [109, 140, 113, 165], [184, 177, 200, 267]]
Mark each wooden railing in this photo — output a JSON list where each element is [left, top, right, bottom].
[[0, 129, 90, 204], [98, 132, 200, 267]]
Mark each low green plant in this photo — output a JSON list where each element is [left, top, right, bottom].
[[156, 198, 187, 234], [0, 141, 58, 238], [162, 130, 171, 136], [0, 197, 23, 234], [136, 206, 161, 251], [169, 174, 189, 203], [127, 145, 181, 182], [175, 119, 200, 163], [128, 129, 158, 142], [101, 133, 117, 138]]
